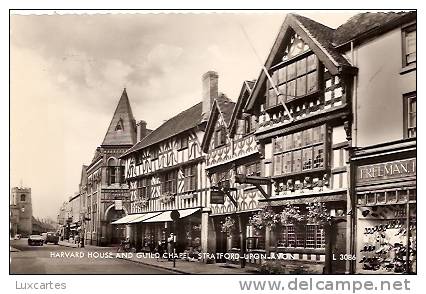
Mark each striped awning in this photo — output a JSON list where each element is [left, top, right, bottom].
[[127, 212, 163, 224], [111, 214, 145, 225], [143, 208, 200, 223]]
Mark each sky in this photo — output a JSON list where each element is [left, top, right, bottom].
[[10, 11, 358, 220]]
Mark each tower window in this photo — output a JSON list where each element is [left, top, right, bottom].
[[115, 119, 123, 131], [20, 194, 26, 202]]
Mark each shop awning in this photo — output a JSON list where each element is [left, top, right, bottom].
[[127, 212, 163, 224], [143, 208, 200, 223], [111, 213, 145, 225]]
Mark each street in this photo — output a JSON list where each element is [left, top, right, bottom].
[[10, 239, 177, 274]]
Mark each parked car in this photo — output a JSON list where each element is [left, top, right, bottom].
[[45, 232, 59, 244], [28, 235, 44, 246], [41, 232, 47, 242]]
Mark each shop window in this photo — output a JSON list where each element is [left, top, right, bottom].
[[376, 191, 386, 204], [404, 93, 416, 138], [402, 25, 416, 67], [366, 193, 375, 205], [183, 165, 197, 191], [386, 191, 397, 203], [409, 189, 416, 201]]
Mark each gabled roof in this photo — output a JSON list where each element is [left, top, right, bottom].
[[201, 96, 236, 153], [228, 80, 255, 136], [245, 13, 357, 111], [101, 88, 137, 146], [333, 11, 416, 47], [122, 102, 204, 157]]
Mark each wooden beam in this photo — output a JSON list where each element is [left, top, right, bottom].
[[223, 190, 238, 208]]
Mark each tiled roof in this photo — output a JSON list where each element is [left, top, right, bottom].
[[246, 11, 415, 111], [333, 11, 416, 47], [201, 96, 236, 153], [216, 94, 235, 127], [122, 102, 203, 156], [291, 14, 351, 67]]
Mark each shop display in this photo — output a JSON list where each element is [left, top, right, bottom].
[[357, 204, 416, 273]]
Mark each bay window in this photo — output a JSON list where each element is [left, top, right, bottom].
[[273, 125, 326, 176]]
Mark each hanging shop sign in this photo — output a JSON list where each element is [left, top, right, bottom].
[[357, 158, 416, 184], [210, 190, 225, 205]]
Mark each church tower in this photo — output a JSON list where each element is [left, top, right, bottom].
[[11, 187, 33, 236]]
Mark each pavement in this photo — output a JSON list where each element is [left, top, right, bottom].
[[57, 240, 258, 274], [10, 239, 176, 274]]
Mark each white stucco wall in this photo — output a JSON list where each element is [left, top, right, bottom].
[[346, 25, 416, 147]]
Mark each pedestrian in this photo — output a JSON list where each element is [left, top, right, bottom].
[[157, 240, 164, 261], [167, 233, 174, 261]]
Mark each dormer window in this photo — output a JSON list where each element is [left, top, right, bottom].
[[115, 119, 123, 131]]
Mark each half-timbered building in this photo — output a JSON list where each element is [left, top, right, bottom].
[[202, 80, 268, 266], [120, 71, 227, 255], [237, 13, 360, 273]]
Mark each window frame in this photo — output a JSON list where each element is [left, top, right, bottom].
[[161, 170, 177, 195], [267, 52, 319, 109], [272, 125, 326, 177], [401, 23, 416, 69], [183, 164, 197, 192], [403, 92, 417, 139], [277, 224, 325, 249]]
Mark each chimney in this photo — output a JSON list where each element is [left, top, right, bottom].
[[136, 120, 147, 142], [202, 71, 219, 121]]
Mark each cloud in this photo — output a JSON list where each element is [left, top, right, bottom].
[[10, 12, 357, 219]]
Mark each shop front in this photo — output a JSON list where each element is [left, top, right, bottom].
[[352, 139, 416, 274], [258, 192, 348, 274], [212, 209, 265, 266], [114, 208, 202, 259]]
